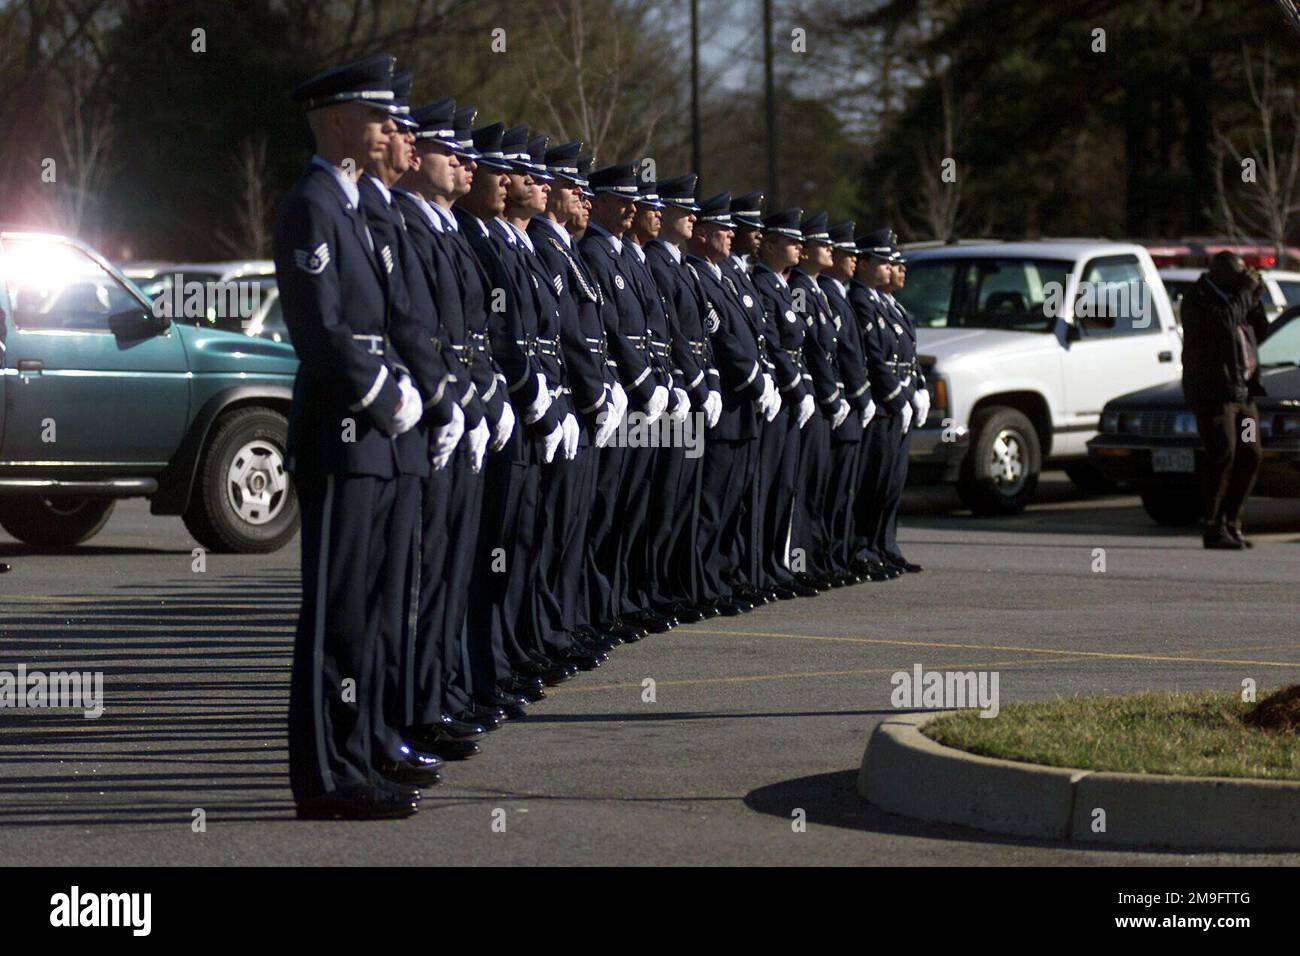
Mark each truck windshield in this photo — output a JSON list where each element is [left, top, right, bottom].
[[897, 257, 1072, 332]]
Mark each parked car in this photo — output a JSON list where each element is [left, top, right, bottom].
[[894, 240, 1183, 514], [0, 230, 298, 551], [123, 260, 276, 337], [1160, 266, 1300, 325], [1087, 305, 1300, 526]]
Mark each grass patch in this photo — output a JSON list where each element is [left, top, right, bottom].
[[922, 690, 1300, 781]]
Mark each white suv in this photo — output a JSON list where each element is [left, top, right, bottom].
[[896, 240, 1183, 514]]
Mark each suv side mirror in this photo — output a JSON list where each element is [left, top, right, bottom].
[[109, 308, 170, 339]]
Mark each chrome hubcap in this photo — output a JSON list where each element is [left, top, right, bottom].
[[226, 440, 287, 525], [989, 428, 1026, 493]]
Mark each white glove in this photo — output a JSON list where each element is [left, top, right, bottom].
[[522, 373, 552, 425], [610, 381, 628, 424], [644, 385, 669, 426], [540, 421, 564, 464], [389, 373, 424, 436], [594, 401, 620, 448], [491, 401, 515, 451], [796, 393, 815, 429], [900, 400, 913, 435], [703, 390, 722, 429], [914, 389, 931, 428], [861, 398, 877, 429], [757, 373, 777, 420], [831, 399, 850, 430], [466, 418, 490, 473], [431, 403, 465, 470], [669, 387, 690, 425], [561, 413, 579, 460]]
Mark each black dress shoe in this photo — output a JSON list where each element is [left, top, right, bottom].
[[671, 604, 708, 624], [772, 586, 798, 600], [1203, 528, 1244, 550], [605, 619, 650, 641], [888, 560, 924, 573], [541, 663, 578, 685], [406, 726, 482, 760], [561, 647, 606, 670], [861, 561, 899, 581], [504, 672, 548, 701], [435, 713, 487, 739], [456, 704, 504, 731], [715, 600, 744, 617], [697, 603, 720, 620], [476, 691, 529, 720], [297, 784, 420, 820], [376, 745, 443, 788], [1229, 527, 1254, 549]]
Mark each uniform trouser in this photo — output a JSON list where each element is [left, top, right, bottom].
[[587, 443, 625, 625], [563, 441, 600, 633], [793, 413, 833, 578], [1194, 401, 1263, 531], [881, 424, 913, 562], [441, 447, 485, 712], [469, 430, 541, 686], [697, 436, 755, 603], [760, 407, 801, 587], [647, 415, 690, 609], [617, 442, 657, 616], [826, 435, 864, 573], [289, 471, 403, 801], [408, 467, 452, 728], [531, 449, 579, 658], [663, 415, 705, 605], [855, 411, 902, 563]]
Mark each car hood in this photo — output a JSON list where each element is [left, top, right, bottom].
[[179, 325, 298, 374], [916, 327, 1058, 364], [1105, 364, 1300, 410]]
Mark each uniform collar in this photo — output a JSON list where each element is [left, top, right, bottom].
[[626, 239, 647, 262], [506, 219, 535, 253], [311, 155, 359, 209], [364, 172, 393, 206], [586, 221, 622, 255], [394, 187, 442, 232], [829, 277, 846, 297], [431, 201, 458, 231], [538, 215, 571, 248], [494, 217, 518, 246], [661, 241, 682, 264]]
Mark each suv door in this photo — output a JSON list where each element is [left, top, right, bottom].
[[1061, 254, 1179, 444], [0, 234, 190, 467]]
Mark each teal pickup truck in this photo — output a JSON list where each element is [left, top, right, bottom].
[[0, 229, 299, 552]]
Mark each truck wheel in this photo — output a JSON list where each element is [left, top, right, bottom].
[[0, 496, 115, 548], [183, 407, 299, 553], [1139, 489, 1201, 527], [1064, 460, 1121, 496], [956, 406, 1041, 516]]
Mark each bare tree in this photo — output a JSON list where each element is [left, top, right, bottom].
[[51, 55, 116, 237], [1210, 47, 1300, 258], [217, 135, 274, 259], [904, 67, 965, 240]]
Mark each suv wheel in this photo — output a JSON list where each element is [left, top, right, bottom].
[[183, 407, 299, 553], [956, 406, 1041, 516], [0, 496, 116, 547], [1063, 460, 1120, 496], [1139, 488, 1201, 527]]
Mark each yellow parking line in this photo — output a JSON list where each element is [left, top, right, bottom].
[[677, 628, 1300, 669], [550, 655, 1082, 695]]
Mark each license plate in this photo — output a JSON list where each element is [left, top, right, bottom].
[[1151, 448, 1195, 473]]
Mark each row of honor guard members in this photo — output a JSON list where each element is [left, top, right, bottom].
[[274, 54, 928, 819]]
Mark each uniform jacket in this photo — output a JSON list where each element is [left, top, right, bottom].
[[645, 239, 717, 409], [818, 274, 871, 443], [789, 268, 844, 413], [577, 223, 658, 408], [273, 161, 411, 478], [751, 262, 811, 406], [687, 254, 765, 441]]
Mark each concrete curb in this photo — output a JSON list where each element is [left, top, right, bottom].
[[858, 712, 1300, 849]]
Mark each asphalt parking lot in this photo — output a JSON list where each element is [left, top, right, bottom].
[[1, 472, 1297, 866]]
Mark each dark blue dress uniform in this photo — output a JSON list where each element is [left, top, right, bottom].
[[686, 193, 767, 608], [455, 123, 562, 697], [276, 55, 424, 814], [622, 228, 679, 616], [529, 154, 612, 653], [750, 209, 811, 593], [788, 214, 844, 585], [878, 271, 925, 569], [644, 175, 715, 612], [817, 220, 872, 576], [853, 229, 910, 573], [577, 164, 660, 629]]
